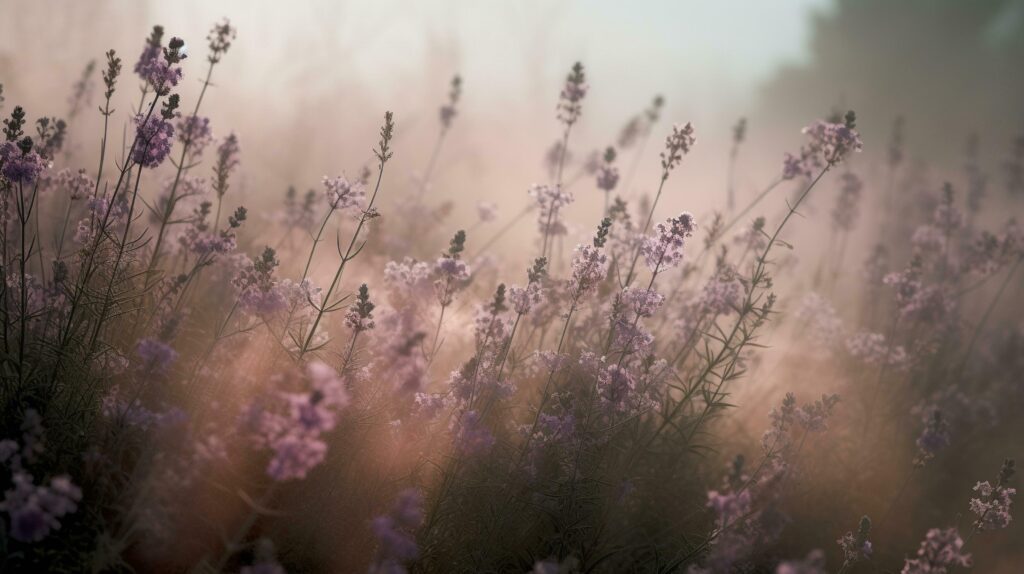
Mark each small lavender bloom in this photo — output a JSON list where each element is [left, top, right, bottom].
[[56, 168, 92, 200], [206, 18, 236, 64], [213, 133, 241, 197], [509, 282, 544, 315], [596, 364, 638, 414], [969, 459, 1015, 531], [846, 331, 909, 370], [134, 26, 164, 82], [0, 472, 82, 543], [568, 243, 608, 299], [640, 212, 697, 272], [439, 74, 462, 128], [136, 337, 177, 374], [266, 433, 327, 482], [794, 394, 840, 433], [837, 515, 873, 565], [344, 283, 376, 332], [556, 62, 587, 126], [369, 489, 423, 573], [176, 114, 213, 156], [914, 409, 951, 466], [452, 410, 495, 456], [776, 550, 826, 574], [621, 286, 665, 318], [660, 122, 696, 175], [596, 147, 619, 192], [323, 174, 365, 211], [0, 139, 46, 184], [901, 528, 971, 574], [132, 114, 175, 168], [802, 112, 863, 164], [432, 257, 471, 306], [529, 184, 574, 238]]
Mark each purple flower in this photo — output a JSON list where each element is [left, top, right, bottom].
[[660, 122, 696, 174], [323, 174, 365, 211], [568, 243, 608, 299], [452, 410, 495, 456], [0, 471, 82, 543], [529, 184, 574, 239], [266, 433, 327, 482], [136, 338, 177, 374], [640, 212, 697, 272], [176, 114, 213, 156], [0, 141, 47, 184], [969, 460, 1016, 531], [132, 114, 175, 168], [914, 409, 951, 466], [432, 257, 471, 306], [556, 62, 587, 126], [369, 489, 423, 573], [901, 528, 971, 573]]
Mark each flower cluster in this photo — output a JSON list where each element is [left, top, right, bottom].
[[641, 212, 697, 272], [323, 174, 365, 211]]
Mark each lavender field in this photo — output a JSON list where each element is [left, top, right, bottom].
[[0, 1, 1022, 572]]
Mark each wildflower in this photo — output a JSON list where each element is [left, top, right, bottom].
[[802, 111, 863, 164], [135, 30, 185, 95], [529, 184, 574, 239], [0, 472, 82, 543], [433, 230, 472, 306], [912, 406, 952, 467], [322, 174, 365, 211], [595, 147, 619, 192], [837, 515, 873, 565], [660, 122, 696, 176], [0, 138, 46, 184], [344, 283, 376, 332], [784, 112, 862, 178], [969, 459, 1015, 531], [439, 74, 462, 128], [176, 114, 212, 157], [556, 62, 587, 126], [901, 528, 971, 573], [136, 338, 178, 374], [697, 268, 743, 316], [452, 410, 495, 456], [206, 18, 236, 64], [596, 364, 639, 413], [55, 167, 92, 200], [846, 331, 909, 370], [509, 259, 548, 315], [763, 393, 797, 453], [369, 489, 423, 574], [568, 244, 608, 300], [620, 286, 665, 318], [640, 212, 697, 272], [795, 394, 840, 433], [132, 114, 175, 168], [133, 26, 165, 82], [266, 433, 327, 482], [212, 133, 240, 197]]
